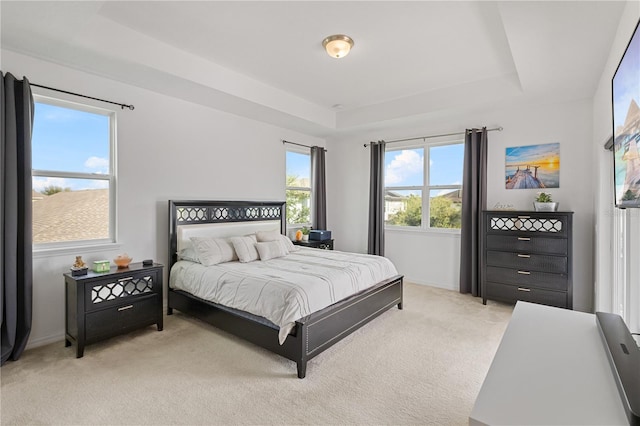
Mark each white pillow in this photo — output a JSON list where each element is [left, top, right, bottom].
[[178, 246, 200, 263], [230, 235, 259, 263], [256, 229, 280, 242], [190, 237, 238, 266], [256, 241, 288, 261], [279, 234, 299, 252]]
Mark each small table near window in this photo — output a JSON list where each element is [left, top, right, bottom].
[[293, 239, 334, 250], [64, 262, 163, 358]]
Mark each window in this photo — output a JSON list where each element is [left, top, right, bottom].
[[285, 149, 311, 225], [385, 141, 463, 230], [31, 96, 115, 246]]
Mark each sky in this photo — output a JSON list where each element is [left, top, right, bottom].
[[32, 102, 110, 191], [286, 151, 310, 181], [287, 144, 463, 194], [384, 144, 464, 189]]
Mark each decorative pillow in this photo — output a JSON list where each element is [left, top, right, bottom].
[[189, 237, 238, 266], [230, 235, 259, 263], [256, 241, 288, 261], [279, 234, 299, 252], [256, 229, 280, 242], [178, 246, 200, 263]]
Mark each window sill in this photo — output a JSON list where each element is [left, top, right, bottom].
[[33, 242, 122, 259], [385, 226, 461, 236]]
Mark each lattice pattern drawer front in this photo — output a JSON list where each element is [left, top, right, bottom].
[[90, 275, 154, 306], [489, 216, 564, 234]]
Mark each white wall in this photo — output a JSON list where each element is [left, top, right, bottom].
[[329, 98, 595, 311], [2, 50, 325, 348], [592, 2, 640, 331]]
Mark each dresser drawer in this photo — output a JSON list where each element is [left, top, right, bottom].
[[486, 235, 567, 255], [486, 266, 568, 291], [85, 294, 160, 342], [486, 214, 570, 238], [486, 282, 567, 308], [486, 251, 567, 273]]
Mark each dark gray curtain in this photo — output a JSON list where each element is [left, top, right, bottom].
[[367, 141, 385, 256], [310, 146, 326, 230], [459, 127, 487, 296], [1, 72, 34, 365]]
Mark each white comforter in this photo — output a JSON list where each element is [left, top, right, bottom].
[[169, 247, 398, 344]]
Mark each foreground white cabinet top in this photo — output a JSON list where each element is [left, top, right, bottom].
[[470, 301, 628, 426]]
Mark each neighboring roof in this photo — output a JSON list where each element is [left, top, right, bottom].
[[32, 189, 109, 243]]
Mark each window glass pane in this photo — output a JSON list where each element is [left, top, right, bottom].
[[385, 190, 422, 227], [286, 189, 310, 224], [32, 102, 110, 174], [429, 143, 464, 186], [385, 148, 424, 186], [429, 189, 462, 229], [32, 178, 110, 243], [286, 151, 310, 187]]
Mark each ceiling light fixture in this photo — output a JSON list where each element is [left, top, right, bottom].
[[322, 34, 354, 59]]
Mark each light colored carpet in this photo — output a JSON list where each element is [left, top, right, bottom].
[[1, 283, 513, 425]]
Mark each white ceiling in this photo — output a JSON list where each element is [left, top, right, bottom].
[[0, 1, 627, 137]]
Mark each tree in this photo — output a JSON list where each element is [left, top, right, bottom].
[[41, 185, 71, 196], [387, 194, 421, 226], [430, 196, 461, 229], [286, 175, 310, 224]]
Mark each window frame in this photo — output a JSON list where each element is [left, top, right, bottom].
[[384, 138, 464, 233], [285, 145, 312, 227], [32, 94, 117, 251]]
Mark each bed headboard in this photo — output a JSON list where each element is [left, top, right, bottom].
[[168, 200, 286, 269]]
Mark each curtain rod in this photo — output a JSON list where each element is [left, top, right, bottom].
[[363, 126, 503, 147], [282, 139, 327, 152], [30, 83, 135, 110]]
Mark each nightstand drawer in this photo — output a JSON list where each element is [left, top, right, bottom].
[[486, 251, 567, 273], [486, 266, 567, 291], [486, 235, 567, 255], [486, 282, 567, 308], [85, 273, 157, 312], [86, 294, 160, 342]]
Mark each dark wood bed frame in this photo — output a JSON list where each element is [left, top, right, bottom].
[[167, 200, 403, 378]]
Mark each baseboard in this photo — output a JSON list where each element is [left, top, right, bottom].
[[26, 333, 65, 350], [405, 278, 457, 291]]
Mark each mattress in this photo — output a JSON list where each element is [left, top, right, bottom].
[[169, 247, 398, 344]]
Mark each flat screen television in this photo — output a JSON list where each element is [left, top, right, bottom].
[[612, 19, 640, 208]]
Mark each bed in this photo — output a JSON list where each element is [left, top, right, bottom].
[[167, 200, 404, 378]]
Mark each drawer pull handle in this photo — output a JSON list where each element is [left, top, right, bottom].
[[118, 277, 133, 282], [118, 305, 134, 311], [517, 270, 531, 275], [517, 237, 531, 241], [517, 216, 531, 219], [517, 287, 531, 292], [517, 254, 531, 258]]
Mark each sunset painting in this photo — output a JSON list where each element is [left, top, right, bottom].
[[505, 143, 560, 189]]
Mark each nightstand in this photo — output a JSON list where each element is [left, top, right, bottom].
[[293, 239, 334, 250], [64, 262, 163, 358]]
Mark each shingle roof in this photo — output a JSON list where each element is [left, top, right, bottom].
[[32, 189, 109, 243]]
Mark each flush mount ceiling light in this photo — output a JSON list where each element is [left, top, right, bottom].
[[322, 34, 354, 59]]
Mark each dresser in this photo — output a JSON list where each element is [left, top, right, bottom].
[[64, 263, 163, 357], [481, 211, 573, 309]]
